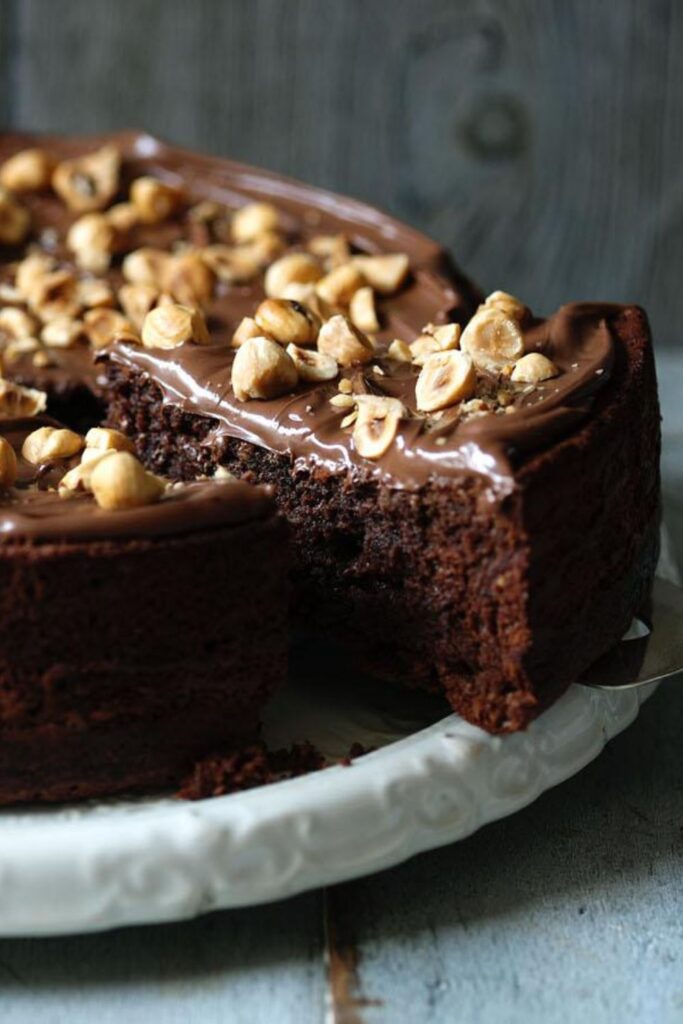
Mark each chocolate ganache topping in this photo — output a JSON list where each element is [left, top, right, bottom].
[[0, 416, 274, 541], [109, 302, 615, 496], [0, 132, 618, 500]]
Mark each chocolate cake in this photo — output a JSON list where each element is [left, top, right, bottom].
[[0, 411, 287, 804], [0, 131, 661, 746]]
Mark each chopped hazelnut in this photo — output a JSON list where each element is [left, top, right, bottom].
[[481, 290, 527, 322], [130, 176, 184, 224], [254, 298, 320, 346], [90, 451, 166, 510], [352, 253, 409, 294], [286, 343, 338, 382], [83, 309, 135, 350], [244, 231, 286, 267], [0, 378, 46, 418], [231, 336, 298, 401], [425, 322, 461, 350], [52, 144, 121, 212], [0, 188, 30, 245], [200, 244, 261, 285], [106, 201, 139, 233], [0, 435, 17, 487], [307, 234, 351, 268], [387, 339, 412, 362], [0, 307, 37, 342], [15, 252, 56, 299], [349, 286, 380, 333], [409, 335, 441, 365], [77, 278, 115, 309], [41, 316, 84, 349], [3, 337, 40, 364], [22, 425, 83, 464], [415, 350, 477, 412], [0, 148, 55, 192], [232, 316, 263, 348], [85, 426, 135, 452], [352, 395, 405, 459], [162, 250, 214, 307], [264, 253, 323, 298], [231, 202, 280, 243], [29, 269, 81, 322], [317, 315, 373, 367], [460, 308, 524, 371], [122, 247, 170, 288], [279, 281, 316, 305], [315, 263, 365, 306], [66, 212, 115, 273], [118, 283, 159, 330], [141, 303, 210, 349], [510, 352, 559, 384]]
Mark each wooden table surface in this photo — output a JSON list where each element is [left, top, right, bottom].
[[1, 354, 681, 1024]]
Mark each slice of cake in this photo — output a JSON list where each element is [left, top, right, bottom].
[[0, 400, 287, 804]]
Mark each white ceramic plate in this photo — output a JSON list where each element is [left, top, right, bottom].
[[0, 545, 677, 938]]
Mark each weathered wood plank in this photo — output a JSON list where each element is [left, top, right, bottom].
[[8, 0, 683, 344], [0, 893, 325, 1024], [324, 680, 683, 1023]]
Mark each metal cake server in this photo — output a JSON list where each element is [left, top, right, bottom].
[[579, 577, 683, 691]]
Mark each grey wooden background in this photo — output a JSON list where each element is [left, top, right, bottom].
[[0, 0, 681, 346], [0, 4, 682, 1022]]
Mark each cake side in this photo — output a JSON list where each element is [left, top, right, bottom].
[[104, 301, 660, 733], [0, 413, 289, 805], [517, 305, 661, 707]]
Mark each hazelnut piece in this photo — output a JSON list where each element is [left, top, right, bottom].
[[317, 315, 373, 367], [141, 303, 210, 349], [231, 202, 280, 243], [231, 336, 298, 401], [349, 286, 380, 333], [22, 425, 83, 464], [254, 298, 319, 346], [90, 451, 166, 510], [415, 350, 477, 412], [162, 251, 214, 307], [85, 426, 135, 453], [264, 253, 323, 298], [130, 176, 184, 224], [0, 435, 17, 487], [352, 395, 405, 459], [0, 378, 47, 417], [460, 308, 524, 371], [482, 290, 527, 322], [0, 148, 55, 192], [122, 247, 170, 288], [510, 352, 559, 384], [315, 263, 365, 306], [52, 144, 121, 212], [285, 344, 338, 382], [83, 309, 135, 350], [352, 253, 409, 294], [0, 188, 30, 245]]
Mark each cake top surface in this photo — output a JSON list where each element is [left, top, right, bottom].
[[0, 414, 274, 542], [0, 132, 627, 498]]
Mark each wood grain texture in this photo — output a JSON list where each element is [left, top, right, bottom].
[[3, 0, 683, 344], [0, 893, 325, 1024]]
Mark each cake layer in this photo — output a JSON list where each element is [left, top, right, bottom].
[[0, 415, 288, 804], [105, 303, 660, 732]]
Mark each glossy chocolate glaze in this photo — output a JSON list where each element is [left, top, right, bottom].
[[109, 302, 615, 497], [0, 416, 274, 541], [0, 132, 616, 499]]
